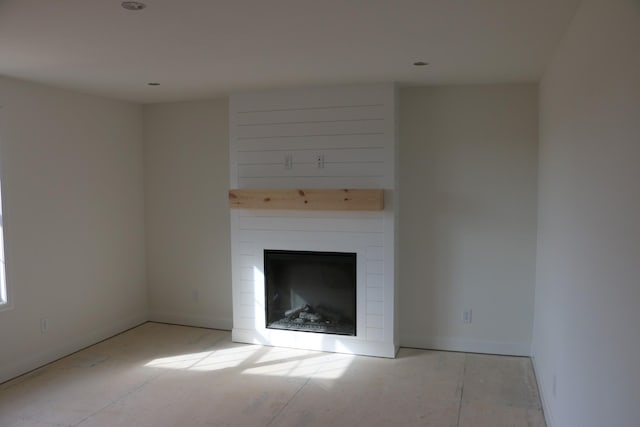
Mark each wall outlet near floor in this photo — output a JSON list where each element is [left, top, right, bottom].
[[40, 318, 49, 333], [462, 309, 472, 323], [191, 289, 199, 302]]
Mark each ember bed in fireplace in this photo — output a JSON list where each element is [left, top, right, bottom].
[[264, 250, 356, 336]]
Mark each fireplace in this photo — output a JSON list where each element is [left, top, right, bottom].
[[264, 250, 356, 336], [229, 83, 398, 357]]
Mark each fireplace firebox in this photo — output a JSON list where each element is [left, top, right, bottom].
[[264, 250, 356, 336]]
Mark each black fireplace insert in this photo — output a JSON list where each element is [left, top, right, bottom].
[[264, 249, 356, 336]]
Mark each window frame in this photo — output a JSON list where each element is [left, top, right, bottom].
[[0, 123, 12, 312]]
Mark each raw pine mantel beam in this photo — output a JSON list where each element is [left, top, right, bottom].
[[228, 189, 384, 211]]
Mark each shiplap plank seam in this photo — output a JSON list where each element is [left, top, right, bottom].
[[238, 118, 384, 126], [237, 132, 384, 140], [235, 103, 385, 114]]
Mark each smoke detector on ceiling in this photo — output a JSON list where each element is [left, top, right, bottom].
[[121, 1, 146, 11]]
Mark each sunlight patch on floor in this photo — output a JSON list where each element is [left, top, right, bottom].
[[145, 346, 259, 371], [144, 345, 353, 379], [243, 353, 354, 379]]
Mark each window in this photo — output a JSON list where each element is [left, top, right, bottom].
[[0, 180, 7, 306]]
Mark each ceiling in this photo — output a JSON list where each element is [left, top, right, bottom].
[[0, 0, 580, 104]]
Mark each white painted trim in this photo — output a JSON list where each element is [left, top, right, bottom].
[[232, 327, 397, 358], [530, 353, 555, 427], [0, 109, 16, 313], [0, 312, 147, 384], [400, 334, 531, 357], [149, 311, 232, 331]]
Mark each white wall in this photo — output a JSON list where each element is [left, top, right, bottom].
[[532, 1, 640, 426], [0, 78, 543, 381], [399, 85, 538, 356], [144, 99, 232, 329], [0, 77, 147, 383], [142, 86, 539, 355]]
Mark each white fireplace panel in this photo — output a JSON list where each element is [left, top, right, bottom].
[[234, 104, 386, 124], [231, 210, 395, 357], [230, 85, 395, 190], [229, 83, 398, 358]]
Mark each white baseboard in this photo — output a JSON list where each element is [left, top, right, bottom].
[[0, 312, 148, 384], [530, 353, 555, 427], [149, 311, 232, 331], [400, 334, 531, 356], [232, 328, 398, 358]]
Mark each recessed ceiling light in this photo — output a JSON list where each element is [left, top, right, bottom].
[[121, 1, 146, 11], [147, 82, 160, 86], [413, 61, 429, 66]]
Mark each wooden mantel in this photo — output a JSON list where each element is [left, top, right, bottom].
[[228, 189, 384, 211]]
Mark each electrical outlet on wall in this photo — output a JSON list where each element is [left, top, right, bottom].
[[284, 154, 293, 170], [40, 318, 49, 333], [462, 309, 472, 323], [191, 289, 199, 302]]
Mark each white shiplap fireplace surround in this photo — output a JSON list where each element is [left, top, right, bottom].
[[229, 84, 398, 358]]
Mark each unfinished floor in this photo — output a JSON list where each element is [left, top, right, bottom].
[[0, 323, 545, 427]]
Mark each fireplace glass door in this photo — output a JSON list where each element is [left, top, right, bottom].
[[264, 250, 356, 336]]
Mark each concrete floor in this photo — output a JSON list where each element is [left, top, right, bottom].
[[0, 323, 545, 427]]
